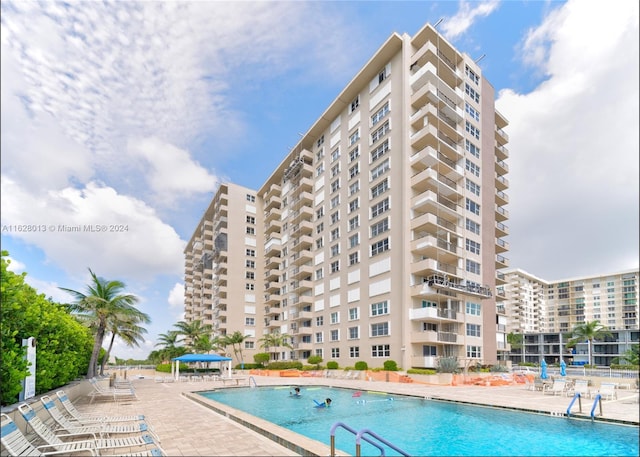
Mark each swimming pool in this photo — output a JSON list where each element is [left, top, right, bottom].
[[197, 386, 639, 456]]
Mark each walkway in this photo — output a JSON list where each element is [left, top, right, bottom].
[[77, 372, 639, 456]]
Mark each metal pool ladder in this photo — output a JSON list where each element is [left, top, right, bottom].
[[330, 421, 410, 457]]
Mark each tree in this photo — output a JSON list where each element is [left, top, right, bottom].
[[154, 331, 184, 363], [567, 320, 613, 367], [258, 331, 293, 360], [223, 331, 248, 368], [60, 269, 143, 379], [173, 320, 213, 351], [99, 310, 150, 375], [307, 355, 322, 369]]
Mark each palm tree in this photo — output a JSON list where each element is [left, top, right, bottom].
[[155, 331, 183, 362], [567, 320, 613, 367], [258, 331, 293, 360], [173, 320, 213, 351], [99, 310, 150, 375], [60, 269, 143, 378], [223, 331, 248, 368]]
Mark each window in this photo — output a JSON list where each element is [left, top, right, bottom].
[[246, 260, 255, 268], [316, 147, 324, 162], [466, 302, 481, 316], [331, 244, 340, 257], [331, 147, 340, 162], [315, 332, 323, 343], [331, 179, 340, 193], [465, 83, 480, 103], [371, 238, 389, 256], [466, 198, 480, 216], [466, 218, 480, 235], [349, 307, 359, 320], [316, 163, 325, 176], [316, 222, 324, 234], [246, 226, 255, 235], [330, 312, 340, 324], [371, 102, 390, 126], [245, 283, 254, 290], [466, 259, 481, 275], [245, 317, 255, 326], [349, 233, 360, 248], [245, 271, 255, 279], [466, 179, 480, 196], [371, 300, 389, 316], [372, 344, 390, 357], [350, 96, 360, 113], [371, 178, 389, 198], [331, 211, 340, 224], [465, 239, 481, 255], [331, 329, 339, 341], [465, 65, 479, 84], [246, 216, 255, 224], [371, 139, 389, 163], [317, 135, 325, 148], [330, 227, 340, 241], [466, 323, 481, 337], [465, 102, 480, 121], [246, 249, 255, 257], [371, 159, 390, 180], [330, 195, 340, 209], [315, 268, 324, 280], [371, 120, 390, 143], [349, 163, 360, 179], [349, 130, 360, 146], [370, 218, 389, 237], [245, 341, 255, 350], [349, 180, 360, 196], [467, 345, 481, 358], [349, 146, 360, 162], [349, 198, 359, 213], [349, 252, 359, 265], [371, 322, 389, 337], [246, 194, 255, 202], [465, 139, 480, 158], [316, 237, 324, 249], [331, 347, 340, 358], [350, 346, 360, 358], [465, 121, 480, 139], [371, 197, 390, 218], [316, 316, 324, 326], [316, 207, 324, 219], [349, 215, 360, 231], [349, 327, 360, 340], [423, 345, 437, 356], [465, 159, 480, 177], [331, 163, 340, 178], [331, 260, 340, 273]]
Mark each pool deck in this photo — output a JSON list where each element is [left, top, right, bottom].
[[76, 373, 639, 456]]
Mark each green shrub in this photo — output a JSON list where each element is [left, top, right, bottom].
[[610, 364, 639, 370], [354, 361, 368, 370], [326, 361, 339, 369], [383, 360, 399, 371], [266, 361, 303, 370], [490, 364, 509, 373], [235, 363, 261, 370], [437, 356, 460, 374], [253, 353, 270, 367], [407, 368, 437, 375], [307, 355, 323, 368], [301, 364, 324, 371]]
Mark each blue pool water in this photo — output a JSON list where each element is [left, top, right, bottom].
[[199, 386, 639, 456]]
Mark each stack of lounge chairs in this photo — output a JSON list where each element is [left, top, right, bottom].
[[1, 389, 165, 457]]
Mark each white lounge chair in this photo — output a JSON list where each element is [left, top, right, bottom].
[[41, 396, 159, 442], [570, 380, 592, 399], [1, 413, 98, 456], [543, 379, 567, 396], [598, 383, 618, 400], [56, 390, 145, 423], [17, 403, 165, 456], [88, 378, 138, 403]]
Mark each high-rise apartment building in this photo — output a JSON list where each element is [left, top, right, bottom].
[[184, 21, 511, 369]]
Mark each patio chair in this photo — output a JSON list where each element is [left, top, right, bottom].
[[88, 378, 138, 403], [1, 413, 99, 457], [41, 396, 159, 442], [597, 383, 618, 401], [543, 379, 566, 396], [532, 377, 545, 391], [56, 390, 145, 423], [570, 380, 592, 399], [17, 404, 165, 456]]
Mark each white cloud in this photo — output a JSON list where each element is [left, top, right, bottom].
[[1, 178, 185, 282], [497, 0, 639, 278], [441, 0, 500, 40], [167, 283, 186, 320], [4, 256, 25, 272]]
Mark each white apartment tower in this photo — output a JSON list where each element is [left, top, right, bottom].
[[184, 22, 511, 369]]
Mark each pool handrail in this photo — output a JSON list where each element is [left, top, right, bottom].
[[355, 428, 411, 457], [248, 376, 257, 388], [590, 394, 602, 420], [566, 392, 582, 417], [330, 421, 386, 457]]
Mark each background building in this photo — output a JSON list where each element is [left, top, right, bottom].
[[185, 21, 510, 370]]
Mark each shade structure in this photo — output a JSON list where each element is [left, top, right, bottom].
[[171, 353, 233, 380]]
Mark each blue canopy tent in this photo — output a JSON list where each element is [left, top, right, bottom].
[[171, 354, 232, 380]]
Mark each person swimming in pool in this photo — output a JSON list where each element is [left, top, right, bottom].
[[314, 398, 332, 408], [290, 387, 301, 397]]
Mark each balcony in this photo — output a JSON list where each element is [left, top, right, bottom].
[[496, 127, 509, 146], [495, 174, 509, 192], [289, 206, 313, 225], [265, 207, 282, 224], [410, 167, 460, 199], [264, 194, 282, 211], [495, 221, 509, 238], [264, 293, 281, 305], [265, 218, 282, 234], [265, 237, 282, 255], [496, 237, 509, 253], [495, 157, 509, 174], [291, 310, 313, 321], [411, 191, 460, 221], [495, 205, 509, 222], [496, 190, 509, 207], [410, 145, 463, 178], [410, 235, 459, 264], [411, 211, 461, 238], [496, 254, 509, 269], [495, 144, 509, 162], [291, 264, 313, 280]]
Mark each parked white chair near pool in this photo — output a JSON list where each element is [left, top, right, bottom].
[[597, 383, 618, 401]]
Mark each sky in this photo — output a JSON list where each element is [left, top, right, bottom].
[[1, 0, 638, 361]]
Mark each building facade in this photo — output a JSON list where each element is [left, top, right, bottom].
[[500, 268, 639, 366], [184, 21, 511, 369]]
